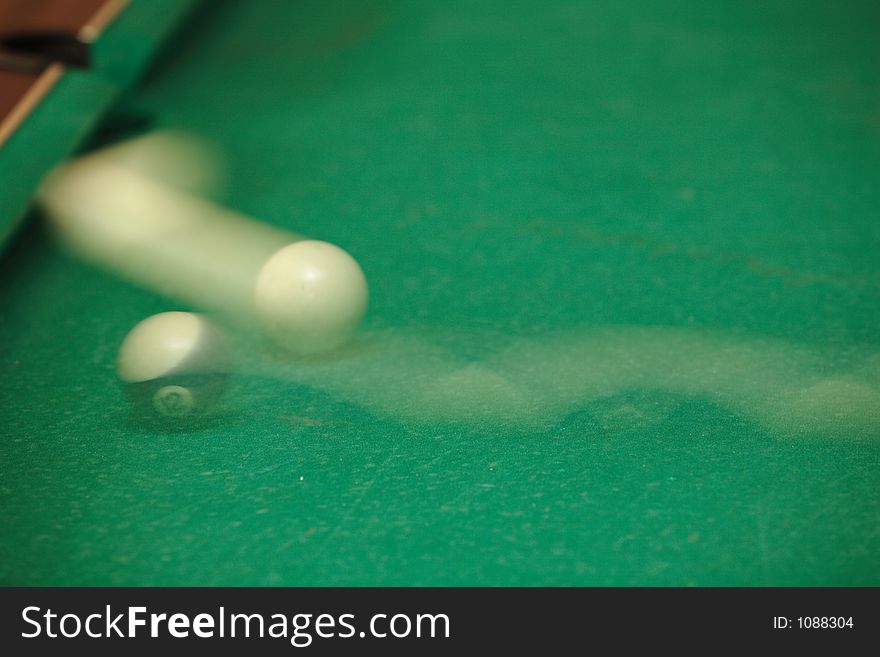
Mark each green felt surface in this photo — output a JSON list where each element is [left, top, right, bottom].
[[1, 0, 879, 585]]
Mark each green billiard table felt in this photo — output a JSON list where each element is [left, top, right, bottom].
[[0, 0, 878, 585]]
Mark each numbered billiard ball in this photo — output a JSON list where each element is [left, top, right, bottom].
[[117, 312, 231, 420]]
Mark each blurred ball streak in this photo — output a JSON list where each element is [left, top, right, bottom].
[[39, 151, 296, 328], [38, 132, 306, 335]]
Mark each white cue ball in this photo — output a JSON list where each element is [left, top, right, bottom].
[[117, 312, 232, 419], [253, 240, 368, 355]]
